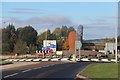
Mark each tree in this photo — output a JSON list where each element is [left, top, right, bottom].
[[68, 27, 75, 34], [37, 26, 75, 51], [46, 29, 51, 40], [0, 29, 2, 53], [7, 24, 17, 44], [62, 39, 69, 50], [29, 44, 37, 53], [2, 28, 10, 43], [56, 39, 63, 51], [37, 31, 47, 49], [61, 26, 68, 38], [53, 28, 62, 40], [14, 40, 27, 54], [49, 33, 56, 40], [2, 24, 17, 53], [17, 25, 37, 45], [2, 43, 11, 53], [68, 31, 76, 51]]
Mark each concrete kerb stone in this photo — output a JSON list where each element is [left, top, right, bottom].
[[25, 59, 34, 62], [76, 64, 92, 80], [61, 58, 69, 61], [5, 58, 120, 62], [41, 58, 50, 61], [90, 58, 99, 62], [13, 59, 20, 62], [76, 74, 91, 80], [19, 59, 26, 62], [51, 58, 60, 61], [32, 58, 42, 62], [80, 58, 90, 61], [6, 59, 14, 62]]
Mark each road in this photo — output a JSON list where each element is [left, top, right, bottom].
[[2, 61, 90, 80]]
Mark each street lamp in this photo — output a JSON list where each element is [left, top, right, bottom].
[[115, 4, 118, 63], [115, 24, 118, 62]]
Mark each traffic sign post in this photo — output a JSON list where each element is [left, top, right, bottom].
[[75, 41, 82, 59], [79, 47, 80, 59]]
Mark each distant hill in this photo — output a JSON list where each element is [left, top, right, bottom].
[[83, 39, 104, 43]]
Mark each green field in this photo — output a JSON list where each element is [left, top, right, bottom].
[[80, 63, 119, 79]]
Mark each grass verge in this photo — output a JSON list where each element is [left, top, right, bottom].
[[0, 60, 12, 65], [80, 63, 119, 79]]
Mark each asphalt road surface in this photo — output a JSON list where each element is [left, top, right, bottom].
[[2, 61, 90, 80]]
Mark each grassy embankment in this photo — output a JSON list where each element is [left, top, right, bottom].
[[80, 63, 119, 80]]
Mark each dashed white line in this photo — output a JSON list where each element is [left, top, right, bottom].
[[33, 67, 41, 70], [43, 65, 50, 67], [21, 69, 32, 73], [3, 63, 64, 78], [4, 73, 19, 78]]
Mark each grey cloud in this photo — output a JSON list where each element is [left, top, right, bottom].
[[85, 18, 107, 22], [102, 16, 120, 20], [26, 16, 73, 25], [4, 15, 73, 34], [12, 8, 39, 11], [8, 8, 44, 14], [82, 22, 115, 28], [9, 11, 44, 14], [81, 17, 115, 28], [6, 15, 73, 25]]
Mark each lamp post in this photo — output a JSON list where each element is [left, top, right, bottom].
[[115, 26, 118, 63], [115, 4, 118, 63]]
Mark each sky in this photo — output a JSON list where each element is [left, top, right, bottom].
[[1, 2, 118, 40]]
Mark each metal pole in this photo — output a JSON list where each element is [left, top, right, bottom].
[[75, 41, 76, 56], [115, 3, 118, 63], [115, 24, 118, 63], [79, 47, 80, 59], [44, 27, 48, 58], [75, 28, 77, 57], [115, 28, 118, 63], [46, 28, 47, 40]]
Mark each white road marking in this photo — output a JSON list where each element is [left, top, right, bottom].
[[33, 67, 41, 70], [51, 58, 59, 61], [19, 59, 26, 61], [111, 59, 116, 62], [3, 63, 58, 78], [42, 58, 49, 61], [101, 59, 109, 62], [43, 65, 50, 67], [4, 73, 19, 78], [81, 58, 90, 61], [21, 69, 32, 73]]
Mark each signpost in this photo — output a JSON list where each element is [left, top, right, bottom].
[[43, 40, 56, 52], [75, 25, 83, 59], [75, 41, 82, 59]]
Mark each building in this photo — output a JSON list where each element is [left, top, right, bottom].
[[105, 43, 115, 54]]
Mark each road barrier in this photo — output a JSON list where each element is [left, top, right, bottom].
[[5, 58, 119, 62], [41, 58, 50, 61], [51, 58, 60, 61], [33, 58, 42, 61]]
